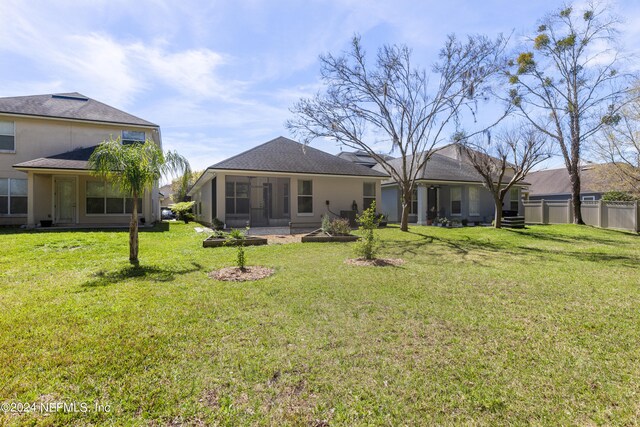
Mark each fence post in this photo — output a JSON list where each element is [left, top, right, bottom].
[[636, 200, 639, 233], [598, 199, 602, 228], [541, 200, 546, 224]]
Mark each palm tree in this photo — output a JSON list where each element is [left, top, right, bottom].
[[88, 136, 190, 264]]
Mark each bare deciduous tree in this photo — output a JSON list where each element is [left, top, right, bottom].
[[287, 34, 508, 231], [506, 2, 631, 224], [594, 84, 640, 196], [459, 126, 552, 228]]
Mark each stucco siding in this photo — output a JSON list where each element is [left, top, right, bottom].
[[0, 114, 160, 226], [191, 171, 384, 228]]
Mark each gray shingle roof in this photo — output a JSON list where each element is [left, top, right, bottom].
[[0, 92, 157, 127], [526, 166, 607, 196], [14, 146, 97, 170], [376, 152, 522, 184], [209, 137, 389, 177], [335, 150, 394, 168], [376, 152, 485, 182]]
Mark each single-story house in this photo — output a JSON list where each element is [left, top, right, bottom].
[[1, 92, 161, 227], [370, 145, 526, 224], [525, 164, 615, 201], [187, 136, 389, 228]]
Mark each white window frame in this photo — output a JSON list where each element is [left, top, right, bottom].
[[225, 180, 250, 216], [297, 179, 313, 216], [363, 182, 376, 211], [85, 181, 141, 216], [0, 177, 27, 216], [581, 195, 596, 201], [450, 186, 462, 216], [0, 121, 16, 153], [406, 187, 418, 215], [121, 130, 146, 145], [468, 186, 480, 216], [510, 187, 520, 211], [283, 182, 290, 215]]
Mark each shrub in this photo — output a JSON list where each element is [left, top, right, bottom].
[[321, 214, 331, 234], [170, 201, 195, 223], [225, 228, 249, 270], [461, 218, 468, 226], [329, 218, 352, 235], [228, 228, 245, 239], [601, 191, 637, 202], [354, 201, 379, 260]]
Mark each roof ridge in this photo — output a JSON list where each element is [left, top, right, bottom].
[[208, 136, 292, 169]]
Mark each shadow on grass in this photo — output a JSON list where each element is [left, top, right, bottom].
[[383, 229, 639, 267], [83, 261, 203, 287], [505, 226, 637, 246], [0, 222, 170, 235]]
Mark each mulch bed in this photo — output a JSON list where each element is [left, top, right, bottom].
[[208, 266, 275, 282], [345, 258, 405, 267]]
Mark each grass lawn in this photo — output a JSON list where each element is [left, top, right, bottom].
[[1, 223, 639, 425]]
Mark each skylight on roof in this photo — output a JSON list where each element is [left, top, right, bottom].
[[52, 94, 88, 102]]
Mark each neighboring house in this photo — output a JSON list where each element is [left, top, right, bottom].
[[159, 184, 174, 207], [525, 165, 609, 201], [369, 145, 526, 224], [187, 137, 389, 228], [1, 92, 161, 227]]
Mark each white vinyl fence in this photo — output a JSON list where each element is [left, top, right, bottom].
[[523, 200, 640, 233]]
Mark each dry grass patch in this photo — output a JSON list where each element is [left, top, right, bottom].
[[345, 258, 405, 267], [209, 266, 274, 281]]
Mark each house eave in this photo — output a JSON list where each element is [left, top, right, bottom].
[[0, 111, 159, 129], [187, 167, 389, 197]]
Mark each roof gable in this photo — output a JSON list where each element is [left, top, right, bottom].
[[0, 92, 157, 127], [209, 137, 388, 177]]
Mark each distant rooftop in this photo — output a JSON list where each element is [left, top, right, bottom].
[[0, 92, 157, 127]]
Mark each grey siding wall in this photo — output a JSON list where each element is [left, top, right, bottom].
[[381, 186, 399, 222]]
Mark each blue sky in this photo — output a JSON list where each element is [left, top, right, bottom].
[[2, 0, 639, 173]]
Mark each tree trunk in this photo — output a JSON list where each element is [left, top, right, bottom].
[[569, 165, 584, 225], [494, 196, 503, 229], [569, 108, 584, 225], [400, 202, 410, 232], [129, 192, 139, 264], [400, 186, 412, 232]]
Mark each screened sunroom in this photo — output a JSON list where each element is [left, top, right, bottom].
[[224, 175, 291, 228]]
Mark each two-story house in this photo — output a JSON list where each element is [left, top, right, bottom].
[[0, 92, 161, 227]]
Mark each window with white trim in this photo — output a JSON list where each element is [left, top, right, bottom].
[[225, 179, 250, 215], [283, 183, 289, 215], [581, 195, 596, 201], [0, 178, 27, 215], [510, 188, 519, 211], [297, 180, 313, 214], [86, 181, 141, 214], [451, 187, 462, 215], [363, 182, 376, 211], [469, 186, 480, 216], [0, 121, 15, 152], [407, 187, 418, 215], [122, 130, 145, 145]]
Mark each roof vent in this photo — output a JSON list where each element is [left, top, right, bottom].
[[52, 94, 89, 102]]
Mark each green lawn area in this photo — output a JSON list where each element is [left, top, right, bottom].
[[1, 223, 639, 426]]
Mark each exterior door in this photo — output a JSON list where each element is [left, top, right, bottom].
[[55, 178, 76, 224]]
